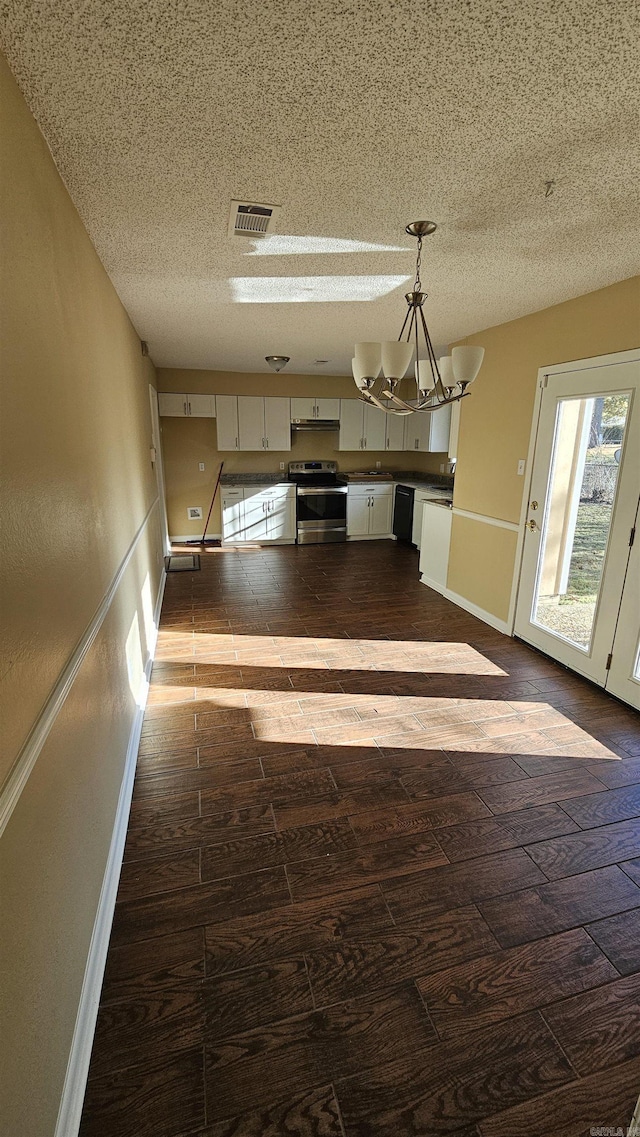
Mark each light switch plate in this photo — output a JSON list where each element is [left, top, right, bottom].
[[199, 462, 205, 471], [517, 459, 526, 475]]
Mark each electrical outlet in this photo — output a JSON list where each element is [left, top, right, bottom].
[[375, 460, 381, 469], [188, 506, 203, 520], [199, 462, 205, 472], [279, 462, 285, 470], [517, 459, 526, 476]]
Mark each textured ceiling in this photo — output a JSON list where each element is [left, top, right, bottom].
[[1, 0, 639, 375]]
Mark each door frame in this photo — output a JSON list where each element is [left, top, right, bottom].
[[509, 347, 640, 636]]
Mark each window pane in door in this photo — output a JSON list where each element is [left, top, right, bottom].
[[532, 392, 630, 650]]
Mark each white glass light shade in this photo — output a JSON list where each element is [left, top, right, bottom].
[[381, 340, 414, 379], [416, 359, 435, 394], [354, 342, 382, 378], [452, 345, 484, 386], [352, 358, 369, 390], [438, 355, 454, 387]]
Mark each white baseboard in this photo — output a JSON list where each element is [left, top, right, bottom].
[[169, 532, 222, 544], [53, 569, 166, 1137], [420, 574, 511, 635]]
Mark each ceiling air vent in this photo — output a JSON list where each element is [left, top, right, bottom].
[[228, 200, 281, 239]]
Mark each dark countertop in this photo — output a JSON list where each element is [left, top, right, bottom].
[[220, 474, 295, 485]]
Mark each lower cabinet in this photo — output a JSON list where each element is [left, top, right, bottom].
[[222, 485, 296, 545], [419, 502, 453, 591], [347, 484, 393, 538]]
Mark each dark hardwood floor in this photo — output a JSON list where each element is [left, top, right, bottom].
[[80, 540, 640, 1137]]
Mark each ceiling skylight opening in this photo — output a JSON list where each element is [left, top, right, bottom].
[[231, 275, 410, 304], [247, 235, 412, 256]]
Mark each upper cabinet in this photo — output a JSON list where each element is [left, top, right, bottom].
[[384, 413, 406, 452], [291, 397, 340, 421], [158, 392, 216, 417], [216, 395, 291, 451], [404, 402, 452, 452], [338, 400, 386, 451]]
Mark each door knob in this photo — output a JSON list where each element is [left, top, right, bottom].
[[527, 519, 538, 531]]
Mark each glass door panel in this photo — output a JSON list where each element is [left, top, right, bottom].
[[532, 393, 630, 650]]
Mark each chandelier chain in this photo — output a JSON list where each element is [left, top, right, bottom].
[[413, 236, 423, 292]]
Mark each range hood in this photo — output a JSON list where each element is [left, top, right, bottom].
[[291, 418, 340, 432]]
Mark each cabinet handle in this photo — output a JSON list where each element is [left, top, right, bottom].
[[364, 438, 367, 449], [265, 438, 269, 448], [235, 437, 238, 449], [188, 401, 192, 415], [415, 438, 418, 450], [183, 400, 188, 416]]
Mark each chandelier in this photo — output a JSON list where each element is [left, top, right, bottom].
[[352, 221, 484, 415]]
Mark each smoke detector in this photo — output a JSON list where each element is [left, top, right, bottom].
[[265, 356, 290, 372], [229, 200, 281, 238]]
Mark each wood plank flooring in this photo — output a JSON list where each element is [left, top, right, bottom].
[[80, 540, 640, 1137]]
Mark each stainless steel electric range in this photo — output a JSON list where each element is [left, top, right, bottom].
[[288, 461, 348, 544]]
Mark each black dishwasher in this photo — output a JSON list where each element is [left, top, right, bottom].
[[393, 484, 414, 541]]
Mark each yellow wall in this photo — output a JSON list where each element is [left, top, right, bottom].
[[0, 53, 164, 1136], [448, 276, 640, 621], [157, 368, 448, 536]]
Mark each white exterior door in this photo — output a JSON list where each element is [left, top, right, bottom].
[[363, 404, 386, 451], [150, 387, 170, 554], [216, 396, 239, 450], [264, 397, 291, 451], [607, 495, 640, 706], [238, 397, 265, 451], [339, 400, 365, 450], [514, 354, 640, 703]]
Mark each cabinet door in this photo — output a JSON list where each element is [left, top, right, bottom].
[[385, 413, 406, 452], [412, 499, 425, 548], [347, 492, 370, 536], [264, 397, 291, 451], [265, 489, 296, 540], [404, 413, 431, 452], [158, 392, 187, 416], [187, 393, 216, 417], [215, 395, 239, 450], [237, 397, 265, 451], [221, 490, 245, 543], [339, 400, 365, 451], [419, 503, 452, 589], [315, 397, 340, 419], [427, 403, 452, 451], [242, 489, 268, 541], [291, 397, 316, 420], [370, 490, 393, 535], [363, 404, 386, 451]]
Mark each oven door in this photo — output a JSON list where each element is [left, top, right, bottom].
[[296, 486, 347, 542]]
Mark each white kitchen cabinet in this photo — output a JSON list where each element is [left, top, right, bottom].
[[347, 483, 393, 538], [403, 404, 452, 452], [385, 413, 406, 452], [263, 397, 291, 450], [218, 396, 291, 451], [237, 396, 291, 451], [291, 396, 340, 421], [419, 502, 453, 592], [158, 392, 216, 417], [222, 485, 296, 544], [237, 397, 265, 451], [221, 488, 245, 541], [339, 400, 386, 451], [215, 395, 240, 450]]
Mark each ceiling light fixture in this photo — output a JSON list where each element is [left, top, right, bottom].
[[265, 355, 290, 372], [352, 221, 484, 415]]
